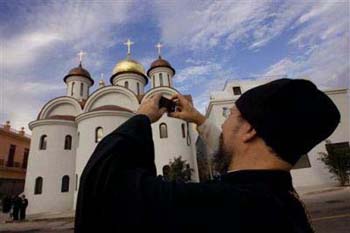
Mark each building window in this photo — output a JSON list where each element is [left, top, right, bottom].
[[75, 174, 78, 191], [293, 154, 312, 169], [181, 123, 186, 138], [159, 73, 163, 86], [64, 135, 72, 150], [222, 107, 230, 118], [34, 177, 43, 195], [137, 82, 140, 95], [61, 175, 70, 192], [159, 123, 168, 138], [233, 86, 242, 95], [22, 148, 29, 169], [6, 144, 16, 167], [77, 132, 80, 148], [80, 83, 84, 96], [152, 75, 155, 87], [167, 74, 170, 86], [71, 82, 75, 96], [125, 81, 129, 89], [39, 135, 47, 150], [95, 127, 103, 143]]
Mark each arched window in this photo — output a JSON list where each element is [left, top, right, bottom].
[[137, 82, 140, 95], [75, 174, 78, 191], [64, 135, 72, 150], [39, 135, 47, 150], [125, 81, 129, 89], [181, 123, 186, 138], [167, 74, 170, 86], [95, 127, 103, 143], [77, 132, 80, 148], [80, 83, 84, 96], [159, 123, 168, 138], [71, 82, 75, 96], [61, 175, 69, 192], [159, 73, 163, 86], [34, 177, 43, 195]]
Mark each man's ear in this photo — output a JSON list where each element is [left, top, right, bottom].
[[241, 122, 257, 143]]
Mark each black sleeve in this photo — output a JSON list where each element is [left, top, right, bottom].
[[79, 114, 242, 231]]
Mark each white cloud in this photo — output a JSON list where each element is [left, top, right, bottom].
[[263, 1, 349, 89], [0, 79, 65, 133], [174, 60, 234, 112], [2, 32, 63, 68], [0, 1, 133, 131], [154, 1, 310, 50]]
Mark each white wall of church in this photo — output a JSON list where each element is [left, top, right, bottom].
[[151, 115, 199, 182], [149, 67, 174, 88], [74, 112, 134, 207], [66, 76, 92, 100], [112, 73, 146, 95], [25, 122, 77, 215], [89, 93, 134, 110], [47, 103, 79, 117]]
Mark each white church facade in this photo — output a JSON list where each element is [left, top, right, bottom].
[[24, 43, 199, 215], [205, 78, 349, 188]]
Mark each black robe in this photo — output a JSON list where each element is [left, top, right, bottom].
[[75, 115, 314, 233]]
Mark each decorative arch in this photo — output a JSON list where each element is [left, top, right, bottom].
[[39, 135, 47, 150], [34, 177, 43, 195], [159, 123, 168, 138], [64, 135, 72, 150], [61, 175, 70, 192], [38, 96, 82, 120], [83, 86, 139, 113], [95, 127, 103, 143]]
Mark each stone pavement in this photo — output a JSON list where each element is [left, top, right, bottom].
[[1, 185, 349, 232]]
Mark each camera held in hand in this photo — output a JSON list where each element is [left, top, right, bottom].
[[159, 96, 176, 112]]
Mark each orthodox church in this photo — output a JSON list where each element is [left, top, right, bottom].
[[24, 41, 199, 215]]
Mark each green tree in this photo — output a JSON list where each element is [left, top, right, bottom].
[[318, 140, 350, 186], [167, 156, 193, 182]]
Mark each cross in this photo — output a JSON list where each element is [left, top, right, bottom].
[[155, 42, 163, 57], [77, 50, 86, 63], [124, 39, 134, 56]]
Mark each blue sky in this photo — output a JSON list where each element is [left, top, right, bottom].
[[0, 0, 349, 132]]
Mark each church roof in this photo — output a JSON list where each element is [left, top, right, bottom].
[[64, 63, 94, 85], [110, 59, 148, 85], [91, 105, 134, 113], [147, 56, 175, 76]]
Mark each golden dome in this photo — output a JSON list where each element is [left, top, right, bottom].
[[110, 58, 148, 84], [112, 59, 145, 76]]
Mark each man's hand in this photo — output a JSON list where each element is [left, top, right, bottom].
[[168, 93, 206, 126], [136, 94, 167, 123]]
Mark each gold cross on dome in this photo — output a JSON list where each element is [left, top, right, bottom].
[[155, 42, 163, 57], [77, 50, 87, 63], [124, 39, 134, 56]]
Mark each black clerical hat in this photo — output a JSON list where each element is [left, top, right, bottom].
[[235, 78, 341, 165]]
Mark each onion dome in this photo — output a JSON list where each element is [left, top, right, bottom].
[[110, 58, 148, 84], [63, 63, 94, 85], [147, 56, 175, 76]]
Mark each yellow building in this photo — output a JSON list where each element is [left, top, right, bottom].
[[0, 121, 31, 197]]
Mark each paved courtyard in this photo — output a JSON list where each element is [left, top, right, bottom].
[[1, 186, 349, 233]]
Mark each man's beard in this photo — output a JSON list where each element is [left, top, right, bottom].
[[212, 133, 232, 175]]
